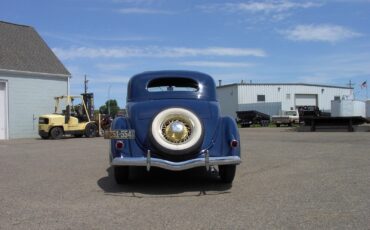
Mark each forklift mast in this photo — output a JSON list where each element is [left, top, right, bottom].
[[82, 93, 94, 120]]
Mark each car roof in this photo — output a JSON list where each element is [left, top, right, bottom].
[[127, 70, 217, 102]]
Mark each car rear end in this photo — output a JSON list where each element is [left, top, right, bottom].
[[105, 71, 241, 184]]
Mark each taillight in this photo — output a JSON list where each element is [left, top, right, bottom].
[[115, 141, 124, 150], [230, 140, 238, 148]]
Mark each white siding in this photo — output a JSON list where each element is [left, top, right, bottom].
[[237, 84, 352, 112], [331, 100, 366, 117], [216, 85, 238, 118], [0, 72, 68, 138], [217, 84, 352, 118], [0, 81, 7, 139]]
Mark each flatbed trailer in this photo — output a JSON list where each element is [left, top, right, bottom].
[[303, 116, 368, 132]]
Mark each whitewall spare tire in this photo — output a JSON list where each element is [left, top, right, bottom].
[[150, 108, 204, 156]]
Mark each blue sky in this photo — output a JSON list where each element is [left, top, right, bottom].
[[1, 0, 370, 107]]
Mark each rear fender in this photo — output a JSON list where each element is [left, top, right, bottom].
[[210, 116, 240, 157], [222, 116, 241, 157], [110, 117, 132, 158]]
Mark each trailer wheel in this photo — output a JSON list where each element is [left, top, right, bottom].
[[50, 127, 63, 139], [114, 166, 129, 184], [85, 123, 97, 138], [219, 165, 236, 183]]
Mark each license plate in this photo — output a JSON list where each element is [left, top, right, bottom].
[[104, 130, 135, 139]]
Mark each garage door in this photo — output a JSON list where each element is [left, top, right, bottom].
[[295, 94, 317, 107], [0, 82, 7, 140]]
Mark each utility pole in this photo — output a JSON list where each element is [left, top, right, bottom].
[[347, 80, 354, 88], [347, 80, 355, 99], [84, 75, 89, 94], [108, 84, 111, 116]]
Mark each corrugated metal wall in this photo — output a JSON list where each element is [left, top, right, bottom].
[[237, 84, 352, 112], [216, 85, 238, 118], [0, 72, 68, 138], [217, 84, 352, 118], [238, 102, 282, 117]]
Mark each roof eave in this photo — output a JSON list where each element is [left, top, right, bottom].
[[0, 68, 71, 78], [217, 83, 352, 90]]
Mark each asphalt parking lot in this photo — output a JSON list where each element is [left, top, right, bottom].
[[0, 128, 369, 229]]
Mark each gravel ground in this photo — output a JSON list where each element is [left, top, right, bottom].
[[0, 128, 369, 229]]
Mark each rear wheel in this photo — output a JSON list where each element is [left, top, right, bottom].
[[85, 123, 97, 138], [114, 166, 129, 184], [50, 127, 63, 139], [219, 165, 236, 184]]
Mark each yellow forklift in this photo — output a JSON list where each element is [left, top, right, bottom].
[[38, 93, 99, 139]]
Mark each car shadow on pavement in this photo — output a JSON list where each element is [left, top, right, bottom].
[[97, 166, 232, 198]]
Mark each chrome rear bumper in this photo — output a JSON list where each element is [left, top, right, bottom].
[[111, 155, 241, 171]]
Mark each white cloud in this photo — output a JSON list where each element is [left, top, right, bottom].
[[116, 8, 173, 14], [170, 47, 266, 57], [199, 1, 322, 23], [179, 61, 254, 68], [43, 32, 159, 46], [199, 1, 322, 14], [53, 46, 267, 60], [282, 24, 361, 42], [225, 1, 322, 13]]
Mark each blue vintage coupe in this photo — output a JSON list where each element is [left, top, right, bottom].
[[106, 70, 241, 184]]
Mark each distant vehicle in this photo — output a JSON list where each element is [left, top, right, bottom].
[[105, 71, 241, 184], [38, 93, 98, 139], [236, 110, 270, 127], [100, 115, 112, 131], [298, 106, 330, 122], [271, 110, 299, 127]]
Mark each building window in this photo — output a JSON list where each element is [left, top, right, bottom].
[[257, 95, 265, 102], [334, 96, 341, 101], [286, 94, 291, 99]]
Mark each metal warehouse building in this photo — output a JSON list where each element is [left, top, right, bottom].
[[217, 83, 353, 119], [0, 21, 71, 139]]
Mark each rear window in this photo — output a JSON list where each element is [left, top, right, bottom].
[[147, 77, 199, 92]]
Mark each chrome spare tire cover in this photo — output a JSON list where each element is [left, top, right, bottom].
[[150, 108, 204, 155]]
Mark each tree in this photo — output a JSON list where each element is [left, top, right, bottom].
[[99, 99, 120, 117]]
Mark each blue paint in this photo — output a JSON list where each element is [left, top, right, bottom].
[[110, 70, 240, 161]]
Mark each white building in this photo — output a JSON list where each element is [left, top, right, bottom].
[[0, 21, 71, 139], [217, 83, 353, 118]]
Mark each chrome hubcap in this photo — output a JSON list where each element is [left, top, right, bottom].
[[161, 116, 192, 144]]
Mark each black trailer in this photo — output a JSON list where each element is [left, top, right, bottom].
[[298, 106, 330, 123], [236, 110, 270, 127], [303, 116, 368, 132]]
